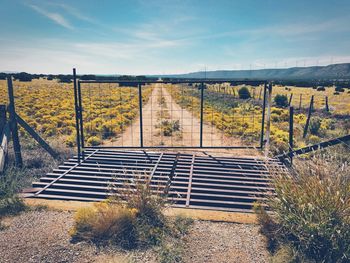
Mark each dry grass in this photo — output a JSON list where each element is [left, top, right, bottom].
[[256, 153, 350, 262]]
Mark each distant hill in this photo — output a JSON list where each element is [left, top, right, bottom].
[[163, 63, 350, 80]]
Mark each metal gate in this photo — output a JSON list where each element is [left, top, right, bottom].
[[73, 69, 268, 160]]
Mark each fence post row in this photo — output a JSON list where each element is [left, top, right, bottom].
[[7, 77, 23, 167], [138, 83, 144, 147], [303, 95, 314, 138]]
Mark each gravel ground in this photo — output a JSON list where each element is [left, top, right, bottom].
[[182, 220, 270, 263], [0, 211, 270, 263], [0, 210, 97, 263]]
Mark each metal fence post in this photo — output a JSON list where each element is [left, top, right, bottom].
[[260, 83, 267, 148], [199, 82, 204, 147], [289, 106, 294, 165], [138, 83, 144, 147], [325, 96, 329, 112], [78, 80, 85, 160], [264, 83, 272, 157], [289, 93, 293, 106], [303, 95, 314, 138], [73, 68, 81, 163]]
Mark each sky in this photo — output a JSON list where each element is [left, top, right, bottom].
[[1, 0, 350, 75]]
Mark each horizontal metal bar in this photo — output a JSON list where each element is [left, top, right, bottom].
[[79, 79, 268, 84], [83, 146, 261, 149]]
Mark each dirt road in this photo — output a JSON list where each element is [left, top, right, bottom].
[[107, 84, 259, 156]]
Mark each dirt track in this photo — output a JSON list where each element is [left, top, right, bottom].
[[108, 84, 259, 156]]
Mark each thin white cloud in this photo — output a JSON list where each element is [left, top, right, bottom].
[[27, 4, 73, 30], [47, 2, 97, 24]]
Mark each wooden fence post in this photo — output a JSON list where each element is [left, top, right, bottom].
[[325, 96, 329, 112], [289, 106, 294, 165], [0, 105, 5, 134], [264, 83, 272, 157], [299, 94, 302, 110], [303, 95, 314, 138], [258, 87, 262, 100], [289, 93, 293, 106], [7, 77, 23, 168], [0, 105, 9, 173]]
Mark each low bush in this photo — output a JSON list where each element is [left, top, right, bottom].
[[274, 94, 289, 108], [335, 86, 345, 92], [87, 136, 102, 146], [256, 154, 350, 262], [158, 120, 180, 136], [71, 172, 193, 258], [0, 168, 26, 219], [238, 86, 251, 99], [70, 202, 137, 248], [309, 117, 322, 135]]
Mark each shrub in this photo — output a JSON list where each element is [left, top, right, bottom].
[[113, 172, 168, 246], [257, 155, 350, 262], [158, 120, 180, 136], [70, 202, 137, 248], [335, 86, 345, 92], [309, 117, 321, 135], [87, 136, 102, 146], [317, 86, 326, 91], [274, 94, 289, 108], [238, 86, 251, 99], [0, 169, 26, 218]]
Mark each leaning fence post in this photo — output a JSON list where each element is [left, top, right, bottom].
[[288, 93, 293, 106], [264, 83, 272, 156], [303, 95, 314, 138], [7, 77, 23, 168], [289, 106, 294, 165]]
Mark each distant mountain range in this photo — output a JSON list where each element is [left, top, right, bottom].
[[161, 63, 350, 80]]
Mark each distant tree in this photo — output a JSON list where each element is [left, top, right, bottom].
[[0, 73, 7, 80], [14, 72, 32, 82], [274, 94, 289, 108], [238, 86, 251, 99], [335, 86, 345, 92], [80, 74, 96, 80], [57, 74, 72, 83]]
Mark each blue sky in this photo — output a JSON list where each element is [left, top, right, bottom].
[[1, 0, 350, 74]]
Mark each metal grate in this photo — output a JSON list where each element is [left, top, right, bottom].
[[31, 150, 278, 212]]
